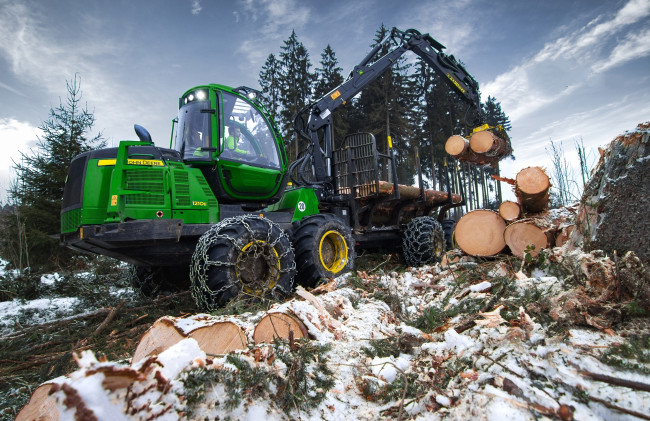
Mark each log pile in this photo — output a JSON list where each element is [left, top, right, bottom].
[[455, 166, 574, 258]]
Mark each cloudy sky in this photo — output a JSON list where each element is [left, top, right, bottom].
[[0, 0, 648, 202]]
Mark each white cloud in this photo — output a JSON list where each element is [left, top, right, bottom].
[[235, 0, 312, 71], [0, 118, 42, 203], [0, 2, 120, 96], [483, 0, 650, 121], [591, 27, 650, 73], [191, 0, 202, 15]]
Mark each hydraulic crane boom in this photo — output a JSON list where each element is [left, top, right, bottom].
[[293, 27, 483, 187]]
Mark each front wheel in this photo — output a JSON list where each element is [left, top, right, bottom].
[[292, 214, 355, 287], [402, 216, 446, 267], [190, 215, 295, 311]]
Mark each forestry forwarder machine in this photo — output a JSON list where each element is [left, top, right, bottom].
[[60, 28, 496, 310]]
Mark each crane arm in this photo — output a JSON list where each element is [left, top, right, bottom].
[[292, 27, 483, 186]]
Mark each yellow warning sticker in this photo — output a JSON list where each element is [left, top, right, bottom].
[[111, 195, 118, 206], [330, 90, 341, 100]]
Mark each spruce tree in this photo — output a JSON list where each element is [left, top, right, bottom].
[[313, 44, 348, 148], [258, 53, 282, 124], [6, 76, 104, 270], [278, 30, 315, 161]]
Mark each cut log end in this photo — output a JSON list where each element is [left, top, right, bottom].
[[15, 383, 58, 421], [504, 220, 550, 257], [253, 312, 308, 344], [455, 210, 507, 256], [445, 135, 469, 157], [469, 130, 511, 156], [499, 201, 521, 222], [132, 317, 248, 364], [516, 167, 550, 195]]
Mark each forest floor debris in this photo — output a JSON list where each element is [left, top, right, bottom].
[[3, 244, 650, 420]]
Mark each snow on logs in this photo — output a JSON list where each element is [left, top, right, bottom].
[[132, 315, 249, 363]]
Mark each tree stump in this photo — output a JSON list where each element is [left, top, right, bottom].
[[455, 209, 506, 256], [132, 316, 248, 363], [499, 200, 521, 222], [515, 167, 550, 213], [253, 312, 309, 344], [568, 122, 650, 266]]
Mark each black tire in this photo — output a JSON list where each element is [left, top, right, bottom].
[[190, 215, 295, 311], [440, 218, 457, 249], [402, 216, 446, 267], [129, 265, 189, 297], [291, 214, 356, 288]]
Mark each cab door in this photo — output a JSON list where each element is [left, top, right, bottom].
[[216, 91, 284, 201]]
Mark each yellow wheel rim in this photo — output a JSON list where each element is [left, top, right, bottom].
[[319, 230, 348, 273], [236, 240, 280, 295]]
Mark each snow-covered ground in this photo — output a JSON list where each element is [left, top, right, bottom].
[[14, 249, 650, 420]]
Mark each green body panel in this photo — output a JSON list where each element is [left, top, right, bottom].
[[217, 160, 283, 199], [169, 165, 219, 223], [264, 187, 319, 222]]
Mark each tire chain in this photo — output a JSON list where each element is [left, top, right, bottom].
[[402, 217, 445, 267], [191, 215, 295, 311]]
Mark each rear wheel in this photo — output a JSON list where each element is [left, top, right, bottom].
[[190, 215, 295, 311], [292, 214, 355, 288], [402, 216, 446, 267]]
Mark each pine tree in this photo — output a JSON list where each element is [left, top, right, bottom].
[[258, 53, 282, 124], [5, 76, 104, 270], [278, 30, 315, 161]]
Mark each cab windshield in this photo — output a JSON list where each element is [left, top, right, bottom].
[[220, 92, 280, 169], [175, 99, 211, 161]]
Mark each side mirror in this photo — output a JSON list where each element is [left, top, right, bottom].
[[134, 124, 153, 144]]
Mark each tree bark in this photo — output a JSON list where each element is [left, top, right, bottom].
[[515, 167, 551, 213], [455, 209, 507, 256], [568, 122, 650, 267]]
